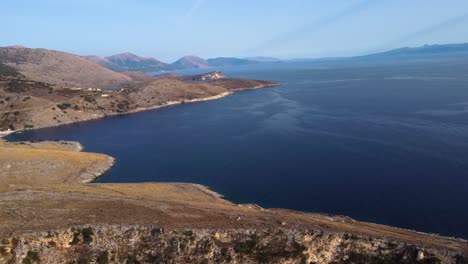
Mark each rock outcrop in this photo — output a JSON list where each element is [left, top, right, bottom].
[[1, 226, 466, 263]]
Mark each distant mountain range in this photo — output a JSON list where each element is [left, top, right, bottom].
[[172, 56, 210, 69], [291, 43, 468, 63], [353, 43, 468, 61], [83, 53, 282, 72], [84, 53, 173, 72], [6, 42, 468, 76]]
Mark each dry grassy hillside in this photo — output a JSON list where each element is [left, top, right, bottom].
[[0, 140, 114, 192], [0, 47, 132, 88], [0, 76, 279, 131], [0, 140, 466, 263], [127, 79, 227, 107]]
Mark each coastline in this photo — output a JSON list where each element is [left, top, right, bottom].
[[0, 130, 13, 138], [1, 86, 468, 261], [125, 90, 233, 115], [81, 156, 116, 183], [1, 82, 280, 138], [3, 80, 468, 243]]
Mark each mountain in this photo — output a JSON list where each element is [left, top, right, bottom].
[[0, 47, 132, 88], [172, 56, 278, 69], [353, 43, 468, 61], [105, 52, 172, 72], [83, 53, 173, 72], [82, 55, 123, 71], [172, 56, 209, 69], [84, 53, 280, 72], [244, 56, 282, 63], [206, 57, 259, 67]]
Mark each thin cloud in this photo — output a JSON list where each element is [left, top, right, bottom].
[[249, 0, 377, 53], [363, 13, 468, 54], [178, 0, 207, 24], [393, 13, 468, 45]]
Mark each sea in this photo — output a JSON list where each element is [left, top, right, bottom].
[[7, 59, 468, 238]]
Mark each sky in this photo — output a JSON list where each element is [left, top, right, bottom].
[[1, 0, 468, 62]]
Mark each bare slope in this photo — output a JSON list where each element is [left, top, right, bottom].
[[105, 52, 172, 72], [0, 47, 132, 88], [172, 55, 210, 69], [0, 76, 279, 131]]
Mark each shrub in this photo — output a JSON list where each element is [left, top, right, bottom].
[[82, 227, 94, 244], [56, 103, 72, 110], [96, 251, 109, 264], [22, 251, 39, 264]]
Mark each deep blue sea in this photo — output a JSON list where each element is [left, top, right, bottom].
[[8, 60, 468, 238]]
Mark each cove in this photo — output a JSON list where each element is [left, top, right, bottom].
[[8, 61, 468, 239]]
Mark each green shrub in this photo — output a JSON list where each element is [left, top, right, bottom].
[[22, 251, 40, 264], [82, 227, 94, 244]]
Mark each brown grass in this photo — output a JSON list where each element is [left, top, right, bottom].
[[0, 141, 112, 192], [0, 140, 467, 255], [0, 47, 132, 88]]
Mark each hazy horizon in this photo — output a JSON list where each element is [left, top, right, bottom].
[[1, 1, 468, 61]]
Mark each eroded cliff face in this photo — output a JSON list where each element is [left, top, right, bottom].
[[1, 226, 466, 264]]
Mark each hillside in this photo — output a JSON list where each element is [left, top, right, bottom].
[[0, 47, 132, 88], [0, 67, 278, 131], [105, 52, 173, 72], [172, 55, 209, 69], [0, 139, 466, 263], [82, 55, 122, 71], [83, 53, 276, 71], [0, 48, 278, 132], [1, 46, 468, 263]]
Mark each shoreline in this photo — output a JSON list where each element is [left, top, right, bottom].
[[1, 136, 468, 245], [0, 130, 13, 138], [3, 81, 468, 241], [125, 90, 233, 115], [1, 82, 280, 138]]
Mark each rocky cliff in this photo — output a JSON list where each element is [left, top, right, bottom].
[[2, 226, 466, 264]]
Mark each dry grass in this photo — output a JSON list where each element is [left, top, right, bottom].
[[127, 79, 227, 107], [0, 47, 132, 88], [0, 141, 112, 192], [0, 140, 467, 255]]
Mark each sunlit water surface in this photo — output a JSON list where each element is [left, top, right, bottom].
[[8, 60, 468, 238]]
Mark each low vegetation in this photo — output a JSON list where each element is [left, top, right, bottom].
[[0, 63, 19, 77]]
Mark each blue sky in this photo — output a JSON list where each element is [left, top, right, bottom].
[[1, 0, 468, 62]]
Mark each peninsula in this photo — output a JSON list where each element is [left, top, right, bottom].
[[0, 47, 279, 132]]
